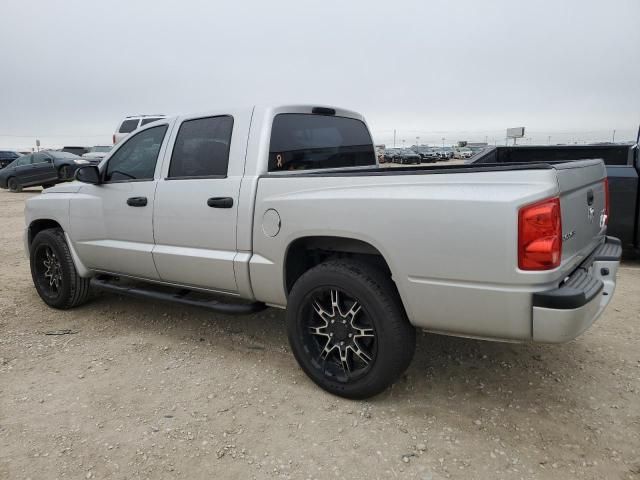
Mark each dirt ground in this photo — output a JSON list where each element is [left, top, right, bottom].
[[1, 188, 639, 480]]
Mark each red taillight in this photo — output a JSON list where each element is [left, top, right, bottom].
[[603, 177, 610, 221], [113, 134, 116, 145], [518, 197, 562, 270]]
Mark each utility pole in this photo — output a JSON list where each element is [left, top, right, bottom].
[[441, 137, 445, 150], [416, 136, 420, 147], [393, 129, 396, 148], [547, 135, 551, 145], [612, 129, 616, 143]]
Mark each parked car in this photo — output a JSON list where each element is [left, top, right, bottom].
[[114, 115, 167, 144], [454, 147, 474, 159], [392, 149, 421, 164], [471, 141, 640, 255], [0, 150, 21, 169], [61, 146, 90, 156], [383, 148, 400, 163], [24, 104, 620, 399], [0, 151, 91, 192], [411, 146, 438, 163], [82, 146, 112, 161], [435, 147, 454, 160]]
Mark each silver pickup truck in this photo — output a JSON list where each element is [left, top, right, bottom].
[[24, 105, 622, 398]]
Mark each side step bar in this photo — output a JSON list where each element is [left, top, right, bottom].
[[90, 277, 266, 315]]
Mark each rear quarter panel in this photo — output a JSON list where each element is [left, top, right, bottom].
[[250, 169, 569, 340]]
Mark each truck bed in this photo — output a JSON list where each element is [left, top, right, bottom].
[[252, 158, 607, 341]]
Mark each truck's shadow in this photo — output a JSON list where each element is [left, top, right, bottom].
[[80, 291, 602, 416]]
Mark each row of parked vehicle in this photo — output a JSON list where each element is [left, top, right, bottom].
[[0, 114, 168, 192], [381, 145, 474, 164], [0, 145, 113, 192]]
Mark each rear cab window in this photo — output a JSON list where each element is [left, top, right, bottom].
[[268, 114, 375, 172], [118, 119, 140, 134]]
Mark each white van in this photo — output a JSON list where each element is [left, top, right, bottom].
[[113, 115, 166, 144]]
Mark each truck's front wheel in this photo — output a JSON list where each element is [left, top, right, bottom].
[[286, 260, 416, 399], [30, 228, 91, 309]]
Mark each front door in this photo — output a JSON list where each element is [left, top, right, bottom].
[[69, 123, 172, 280], [152, 114, 241, 293]]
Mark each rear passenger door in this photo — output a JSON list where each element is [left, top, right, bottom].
[[152, 112, 248, 293]]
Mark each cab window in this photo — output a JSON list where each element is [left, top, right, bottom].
[[168, 116, 233, 178], [268, 114, 375, 171], [105, 125, 168, 182]]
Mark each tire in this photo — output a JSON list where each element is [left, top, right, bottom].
[[30, 228, 91, 309], [286, 259, 416, 399], [58, 165, 70, 180], [7, 177, 22, 192]]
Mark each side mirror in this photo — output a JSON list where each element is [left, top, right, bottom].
[[75, 165, 101, 184]]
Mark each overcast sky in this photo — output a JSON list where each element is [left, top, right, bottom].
[[1, 0, 639, 149]]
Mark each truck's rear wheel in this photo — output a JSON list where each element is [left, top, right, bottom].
[[30, 228, 91, 309], [286, 259, 416, 399]]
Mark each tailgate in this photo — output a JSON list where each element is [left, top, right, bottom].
[[554, 159, 608, 266]]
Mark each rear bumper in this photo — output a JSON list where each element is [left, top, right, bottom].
[[532, 236, 622, 343]]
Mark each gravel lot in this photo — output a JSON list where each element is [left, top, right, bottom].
[[1, 188, 639, 480]]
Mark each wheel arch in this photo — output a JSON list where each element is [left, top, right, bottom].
[[27, 218, 92, 278], [28, 219, 63, 246], [283, 235, 395, 295]]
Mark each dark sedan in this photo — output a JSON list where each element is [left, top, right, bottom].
[[411, 146, 439, 163], [0, 151, 96, 192], [392, 149, 421, 165]]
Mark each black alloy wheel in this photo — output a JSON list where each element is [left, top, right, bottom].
[[301, 287, 377, 384], [30, 228, 91, 309], [33, 244, 64, 302], [287, 260, 416, 399]]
